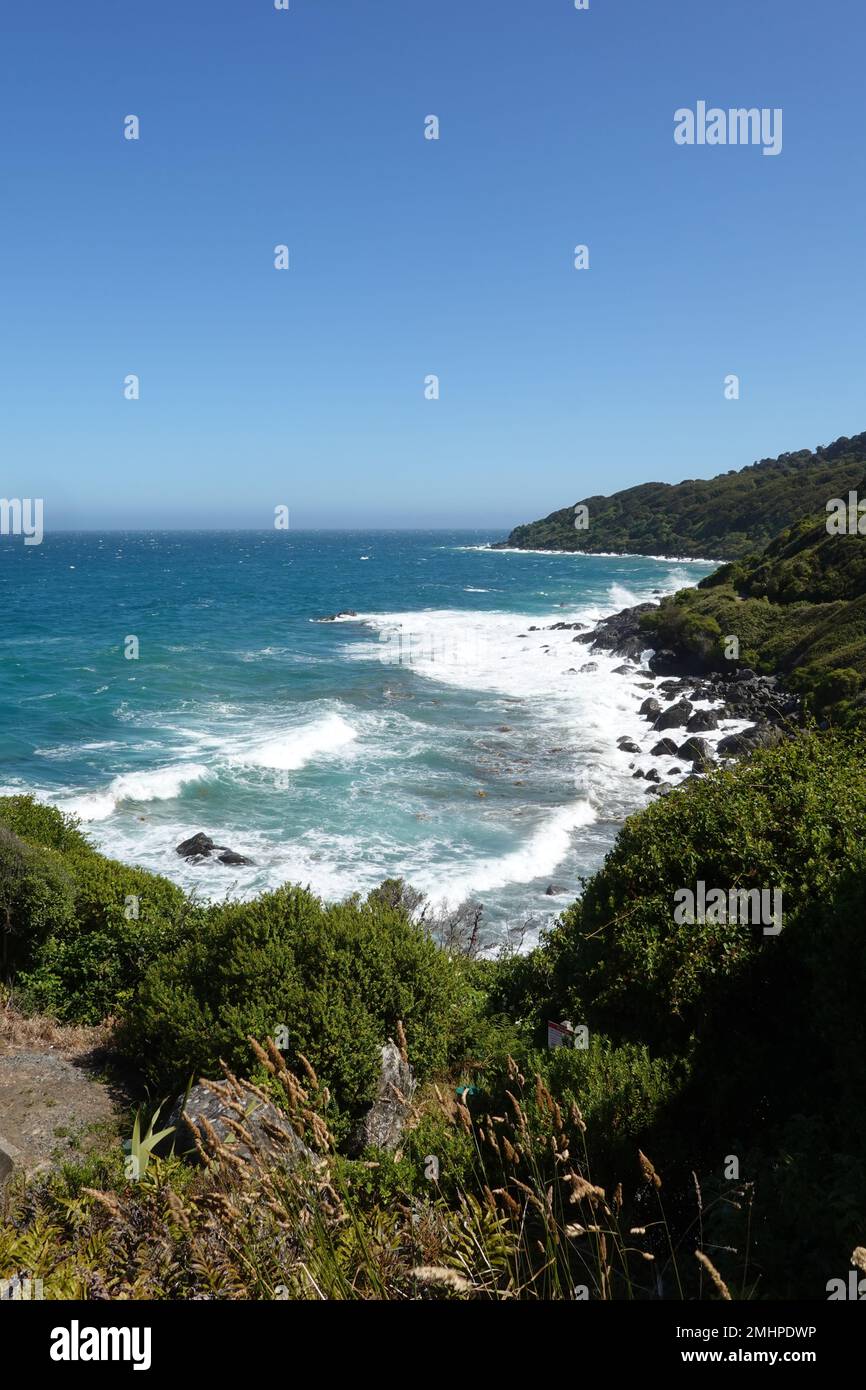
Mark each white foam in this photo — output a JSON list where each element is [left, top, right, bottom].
[[414, 800, 597, 908], [59, 763, 210, 822], [241, 712, 358, 771]]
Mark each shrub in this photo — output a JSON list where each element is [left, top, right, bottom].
[[0, 796, 190, 1022], [0, 826, 76, 977], [121, 884, 469, 1135]]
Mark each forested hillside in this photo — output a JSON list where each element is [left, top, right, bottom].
[[495, 432, 866, 559]]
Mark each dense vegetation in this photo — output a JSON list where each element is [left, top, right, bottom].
[[495, 431, 866, 559], [641, 513, 866, 720], [3, 461, 864, 1300], [1, 727, 863, 1300]]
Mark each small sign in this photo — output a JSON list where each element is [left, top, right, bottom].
[[547, 1020, 574, 1049]]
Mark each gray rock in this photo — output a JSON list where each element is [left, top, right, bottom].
[[168, 1078, 315, 1170], [350, 1040, 416, 1155], [0, 1134, 23, 1202], [580, 662, 598, 674]]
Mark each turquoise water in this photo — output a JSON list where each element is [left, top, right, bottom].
[[0, 531, 716, 941]]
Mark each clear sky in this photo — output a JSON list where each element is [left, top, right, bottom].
[[2, 0, 864, 529]]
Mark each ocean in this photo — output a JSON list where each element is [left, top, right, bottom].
[[0, 531, 717, 944]]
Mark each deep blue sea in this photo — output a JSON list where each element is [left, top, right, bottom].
[[0, 531, 717, 943]]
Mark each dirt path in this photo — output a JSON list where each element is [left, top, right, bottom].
[[0, 1038, 123, 1183]]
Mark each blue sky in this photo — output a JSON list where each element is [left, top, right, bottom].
[[1, 0, 863, 529]]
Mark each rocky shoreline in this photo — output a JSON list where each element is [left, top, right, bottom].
[[573, 602, 802, 795]]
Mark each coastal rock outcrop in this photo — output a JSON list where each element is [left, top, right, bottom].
[[176, 832, 255, 867]]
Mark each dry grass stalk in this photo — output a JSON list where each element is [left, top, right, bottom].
[[695, 1249, 732, 1299]]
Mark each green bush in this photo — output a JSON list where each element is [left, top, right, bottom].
[[0, 796, 190, 1022], [0, 826, 76, 977], [533, 732, 866, 1054], [121, 884, 470, 1136]]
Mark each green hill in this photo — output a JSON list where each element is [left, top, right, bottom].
[[641, 507, 866, 721], [495, 432, 866, 559]]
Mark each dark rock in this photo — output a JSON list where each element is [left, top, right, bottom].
[[657, 679, 692, 697], [580, 662, 598, 673], [617, 737, 641, 754], [648, 648, 682, 676], [639, 697, 661, 719], [654, 699, 693, 731], [686, 708, 719, 733], [650, 738, 679, 757], [545, 884, 568, 896], [632, 769, 645, 779], [176, 832, 215, 860], [644, 767, 661, 782], [717, 723, 787, 758], [176, 832, 255, 867], [350, 1041, 416, 1155], [733, 669, 758, 683], [613, 664, 635, 674], [677, 736, 712, 763], [315, 610, 358, 622], [217, 849, 255, 866], [580, 604, 654, 659]]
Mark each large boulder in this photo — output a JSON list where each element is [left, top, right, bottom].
[[650, 738, 679, 757], [654, 699, 693, 731], [167, 1077, 316, 1171], [717, 724, 787, 758], [686, 708, 719, 733], [677, 736, 714, 766], [349, 1040, 416, 1155]]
